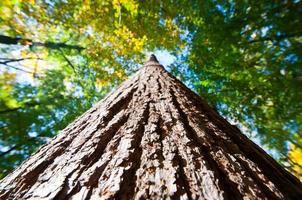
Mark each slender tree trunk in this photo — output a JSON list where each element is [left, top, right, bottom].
[[0, 55, 301, 199]]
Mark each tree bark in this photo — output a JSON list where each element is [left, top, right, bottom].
[[0, 55, 301, 199]]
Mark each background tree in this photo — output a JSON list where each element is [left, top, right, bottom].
[[0, 0, 301, 179]]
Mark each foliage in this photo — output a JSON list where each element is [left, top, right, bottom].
[[289, 142, 302, 179], [0, 0, 301, 179]]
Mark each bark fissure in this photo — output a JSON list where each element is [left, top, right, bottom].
[[173, 149, 194, 200]]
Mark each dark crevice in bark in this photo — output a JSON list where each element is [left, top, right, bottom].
[[189, 103, 280, 196], [64, 182, 82, 200], [157, 76, 162, 93], [155, 76, 165, 170], [116, 102, 150, 199], [84, 114, 129, 168], [157, 118, 166, 169], [0, 190, 10, 199], [83, 187, 93, 200], [101, 86, 137, 126], [82, 115, 130, 188], [174, 150, 193, 200], [74, 83, 136, 150], [51, 167, 81, 200], [236, 140, 302, 198], [159, 111, 189, 199], [160, 123, 188, 199]]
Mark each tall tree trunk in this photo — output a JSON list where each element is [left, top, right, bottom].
[[0, 55, 301, 199]]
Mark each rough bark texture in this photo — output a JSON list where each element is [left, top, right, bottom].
[[1, 55, 302, 199]]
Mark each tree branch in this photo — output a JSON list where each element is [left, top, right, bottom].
[[0, 101, 39, 114], [0, 35, 85, 51], [0, 57, 40, 64]]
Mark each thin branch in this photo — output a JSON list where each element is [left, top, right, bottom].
[[0, 145, 18, 157], [59, 48, 76, 72], [0, 63, 36, 74], [0, 58, 27, 64]]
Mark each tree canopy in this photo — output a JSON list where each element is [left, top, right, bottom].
[[0, 0, 301, 179]]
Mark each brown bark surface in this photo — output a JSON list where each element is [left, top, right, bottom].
[[1, 55, 302, 199]]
